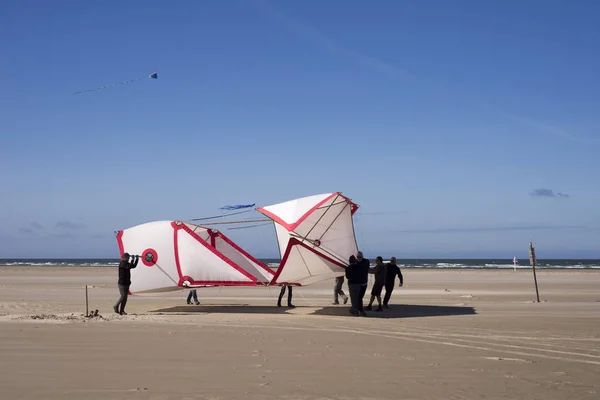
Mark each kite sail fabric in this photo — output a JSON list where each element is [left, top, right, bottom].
[[74, 72, 158, 95], [257, 192, 359, 286], [116, 220, 274, 294]]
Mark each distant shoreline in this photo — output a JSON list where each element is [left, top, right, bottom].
[[2, 266, 600, 274]]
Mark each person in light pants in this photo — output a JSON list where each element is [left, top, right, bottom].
[[333, 275, 348, 305]]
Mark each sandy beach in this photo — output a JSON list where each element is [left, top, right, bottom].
[[0, 267, 599, 399]]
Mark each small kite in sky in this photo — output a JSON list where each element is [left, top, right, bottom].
[[74, 72, 158, 95]]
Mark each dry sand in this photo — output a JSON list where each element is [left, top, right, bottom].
[[0, 267, 599, 399]]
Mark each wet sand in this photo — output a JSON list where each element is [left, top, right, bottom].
[[1, 267, 599, 399]]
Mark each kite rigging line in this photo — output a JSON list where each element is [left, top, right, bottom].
[[227, 222, 273, 230], [194, 219, 270, 226], [190, 208, 254, 222], [73, 72, 158, 95]]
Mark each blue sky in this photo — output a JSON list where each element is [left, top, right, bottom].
[[1, 0, 599, 258]]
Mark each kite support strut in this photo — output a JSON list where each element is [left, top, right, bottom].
[[300, 194, 340, 244], [85, 285, 89, 316], [191, 219, 270, 226]]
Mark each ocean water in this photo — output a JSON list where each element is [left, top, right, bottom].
[[1, 258, 599, 269]]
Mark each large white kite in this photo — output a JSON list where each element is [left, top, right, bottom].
[[257, 192, 359, 286], [116, 220, 274, 294]]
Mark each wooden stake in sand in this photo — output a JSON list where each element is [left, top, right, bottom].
[[528, 241, 540, 302], [85, 285, 89, 316]]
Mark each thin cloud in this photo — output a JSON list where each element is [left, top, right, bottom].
[[516, 116, 579, 141], [393, 225, 586, 234], [55, 221, 87, 230], [477, 103, 589, 142], [30, 222, 44, 229], [253, 0, 413, 81], [530, 188, 570, 198], [253, 0, 593, 142], [19, 227, 33, 234]]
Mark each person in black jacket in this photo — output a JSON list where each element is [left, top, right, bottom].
[[345, 255, 360, 315], [383, 257, 403, 308], [113, 252, 139, 315], [345, 252, 369, 316], [356, 251, 370, 314]]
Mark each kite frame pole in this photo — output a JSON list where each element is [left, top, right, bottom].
[[301, 194, 340, 244], [85, 285, 89, 316], [314, 200, 348, 211], [227, 222, 273, 230], [289, 199, 353, 266], [289, 232, 348, 266], [191, 219, 270, 226], [316, 201, 349, 243]]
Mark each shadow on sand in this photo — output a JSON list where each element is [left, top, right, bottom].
[[150, 303, 476, 319]]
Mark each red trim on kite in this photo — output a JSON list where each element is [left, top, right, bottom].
[[257, 192, 359, 232], [215, 231, 275, 278], [335, 192, 360, 215], [174, 222, 258, 284], [116, 230, 124, 256], [117, 221, 270, 291], [209, 229, 216, 248], [171, 222, 185, 285], [269, 237, 347, 286], [141, 248, 158, 267], [185, 281, 262, 287]]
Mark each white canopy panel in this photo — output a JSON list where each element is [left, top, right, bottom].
[[257, 192, 359, 286], [116, 220, 274, 293]]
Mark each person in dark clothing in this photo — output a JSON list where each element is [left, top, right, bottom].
[[356, 251, 370, 314], [114, 252, 139, 315], [333, 275, 348, 305], [346, 252, 370, 316], [345, 255, 359, 315], [383, 256, 403, 308], [277, 285, 295, 308], [365, 256, 387, 311], [187, 289, 200, 305]]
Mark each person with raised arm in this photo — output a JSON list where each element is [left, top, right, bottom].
[[114, 252, 139, 315]]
